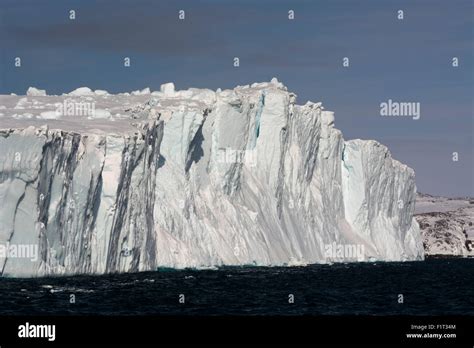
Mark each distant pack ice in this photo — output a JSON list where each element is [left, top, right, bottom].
[[0, 80, 424, 277]]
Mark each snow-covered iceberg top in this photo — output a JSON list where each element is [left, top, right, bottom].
[[0, 79, 292, 134], [0, 79, 423, 277]]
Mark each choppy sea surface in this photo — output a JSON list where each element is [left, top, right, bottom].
[[0, 258, 472, 315]]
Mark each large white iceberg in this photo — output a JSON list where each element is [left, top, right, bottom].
[[0, 80, 423, 277]]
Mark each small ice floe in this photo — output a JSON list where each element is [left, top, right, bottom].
[[68, 87, 94, 97], [26, 87, 47, 96], [160, 82, 175, 96], [132, 88, 151, 96], [49, 288, 64, 293], [48, 286, 94, 294], [94, 89, 109, 96], [38, 110, 61, 119]]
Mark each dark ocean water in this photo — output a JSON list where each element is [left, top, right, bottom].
[[0, 258, 472, 315]]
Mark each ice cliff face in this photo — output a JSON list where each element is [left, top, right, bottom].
[[0, 80, 424, 277]]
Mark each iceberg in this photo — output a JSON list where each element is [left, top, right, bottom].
[[0, 80, 424, 277]]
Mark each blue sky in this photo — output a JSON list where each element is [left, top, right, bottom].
[[0, 0, 472, 196]]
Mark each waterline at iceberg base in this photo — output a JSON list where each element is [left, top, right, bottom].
[[0, 80, 424, 277]]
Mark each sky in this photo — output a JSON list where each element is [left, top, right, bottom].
[[0, 0, 472, 197]]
